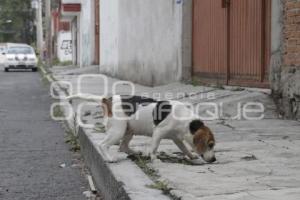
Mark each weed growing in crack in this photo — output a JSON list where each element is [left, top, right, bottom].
[[53, 104, 64, 118], [128, 154, 180, 199], [73, 113, 79, 136], [147, 181, 172, 195], [128, 154, 159, 179], [52, 104, 80, 152], [65, 128, 80, 152], [64, 113, 80, 152], [157, 152, 197, 165]]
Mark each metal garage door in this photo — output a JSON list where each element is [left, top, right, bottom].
[[193, 0, 270, 87]]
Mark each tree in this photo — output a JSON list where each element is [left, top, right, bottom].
[[0, 0, 35, 44]]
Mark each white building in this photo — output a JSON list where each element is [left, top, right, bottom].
[[99, 0, 186, 86], [59, 0, 98, 67]]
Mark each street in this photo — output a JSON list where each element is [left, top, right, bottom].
[[0, 0, 300, 198], [0, 70, 88, 200]]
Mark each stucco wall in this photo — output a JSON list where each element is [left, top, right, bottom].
[[100, 0, 184, 86], [57, 31, 72, 62], [79, 0, 94, 67], [270, 0, 284, 93], [100, 0, 120, 76]]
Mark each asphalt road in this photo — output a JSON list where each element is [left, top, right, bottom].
[[0, 70, 88, 200]]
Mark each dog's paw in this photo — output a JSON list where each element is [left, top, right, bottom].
[[150, 154, 158, 161], [106, 158, 118, 163], [102, 154, 118, 163], [189, 158, 205, 165], [189, 154, 200, 160], [145, 149, 151, 157]]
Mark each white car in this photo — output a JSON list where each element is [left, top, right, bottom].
[[0, 43, 7, 66], [2, 43, 38, 72]]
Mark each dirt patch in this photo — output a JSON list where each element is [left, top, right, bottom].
[[241, 155, 258, 161]]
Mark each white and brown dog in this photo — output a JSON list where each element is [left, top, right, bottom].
[[98, 95, 216, 163]]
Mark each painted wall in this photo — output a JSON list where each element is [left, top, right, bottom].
[[57, 31, 73, 62], [71, 18, 78, 65], [79, 0, 94, 67], [269, 0, 283, 93], [100, 0, 183, 86], [100, 0, 119, 76]]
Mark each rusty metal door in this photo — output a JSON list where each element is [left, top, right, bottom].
[[94, 0, 100, 64], [193, 0, 228, 81], [193, 0, 270, 87]]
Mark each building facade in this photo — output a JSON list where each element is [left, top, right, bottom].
[[97, 0, 300, 119], [100, 0, 184, 86], [58, 0, 98, 67], [51, 0, 300, 119], [52, 10, 72, 63], [99, 0, 274, 87]]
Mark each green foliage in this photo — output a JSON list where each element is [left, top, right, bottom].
[[52, 58, 73, 66], [65, 129, 81, 152], [147, 181, 172, 195], [0, 0, 35, 43], [52, 105, 64, 118], [128, 154, 160, 179]]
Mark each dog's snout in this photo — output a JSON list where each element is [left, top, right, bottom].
[[210, 157, 216, 163], [201, 154, 216, 163]]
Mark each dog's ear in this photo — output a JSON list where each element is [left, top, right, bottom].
[[102, 98, 113, 117], [189, 120, 204, 135], [102, 97, 110, 104]]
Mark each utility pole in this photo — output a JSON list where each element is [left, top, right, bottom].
[[35, 0, 43, 61], [45, 0, 52, 67]]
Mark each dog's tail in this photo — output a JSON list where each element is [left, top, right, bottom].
[[66, 94, 104, 102], [66, 94, 113, 118]]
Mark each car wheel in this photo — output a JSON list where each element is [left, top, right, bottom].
[[4, 68, 9, 72], [32, 68, 38, 72]]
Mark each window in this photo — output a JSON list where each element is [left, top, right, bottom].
[[7, 47, 33, 54]]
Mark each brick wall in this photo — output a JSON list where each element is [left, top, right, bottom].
[[270, 0, 300, 120], [283, 0, 300, 66]]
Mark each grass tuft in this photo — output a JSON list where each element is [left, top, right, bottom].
[[53, 105, 64, 118], [128, 154, 159, 179], [64, 128, 80, 152], [147, 181, 172, 195]]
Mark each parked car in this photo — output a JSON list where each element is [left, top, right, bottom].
[[2, 43, 38, 72], [0, 43, 7, 67]]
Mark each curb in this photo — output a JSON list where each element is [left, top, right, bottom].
[[39, 65, 55, 83], [78, 127, 131, 200], [40, 66, 171, 200]]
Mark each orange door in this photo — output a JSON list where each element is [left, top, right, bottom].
[[193, 0, 270, 87], [229, 0, 263, 83], [193, 0, 228, 81]]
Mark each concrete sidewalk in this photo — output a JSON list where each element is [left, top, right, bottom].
[[47, 66, 300, 200]]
